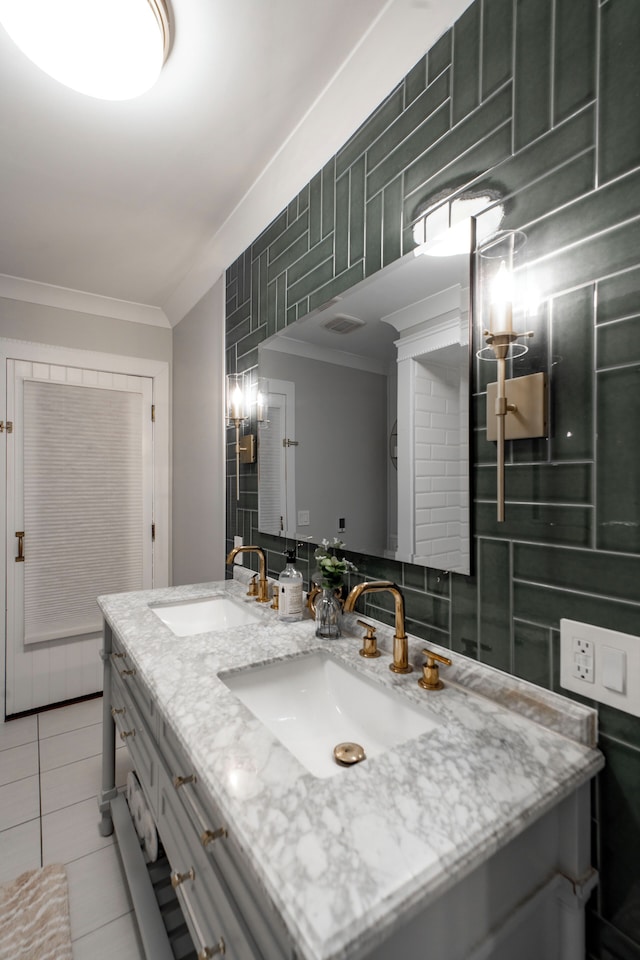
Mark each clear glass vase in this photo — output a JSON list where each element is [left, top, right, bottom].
[[315, 585, 343, 639]]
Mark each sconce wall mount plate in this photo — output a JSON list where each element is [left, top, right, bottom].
[[486, 372, 547, 441]]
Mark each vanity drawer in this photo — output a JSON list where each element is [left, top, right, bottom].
[[111, 667, 158, 817], [157, 760, 259, 960], [158, 717, 292, 960], [111, 639, 157, 729]]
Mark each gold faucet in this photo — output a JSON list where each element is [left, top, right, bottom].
[[344, 581, 412, 674], [225, 546, 269, 603]]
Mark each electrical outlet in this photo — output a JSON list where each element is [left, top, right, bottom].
[[560, 619, 640, 718], [572, 636, 594, 682]]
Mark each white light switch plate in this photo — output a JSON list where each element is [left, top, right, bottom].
[[560, 620, 640, 717]]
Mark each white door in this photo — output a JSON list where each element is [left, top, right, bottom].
[[5, 360, 154, 716], [258, 380, 296, 537]]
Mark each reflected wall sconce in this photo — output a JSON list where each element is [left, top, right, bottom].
[[477, 231, 547, 522], [226, 374, 267, 500]]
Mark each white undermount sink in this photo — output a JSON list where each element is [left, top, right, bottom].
[[221, 651, 439, 778], [150, 595, 262, 636]]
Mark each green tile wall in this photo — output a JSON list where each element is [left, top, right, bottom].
[[225, 0, 640, 953]]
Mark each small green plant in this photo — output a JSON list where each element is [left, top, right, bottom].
[[313, 539, 357, 589]]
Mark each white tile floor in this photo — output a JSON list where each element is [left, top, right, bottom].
[[0, 696, 145, 959]]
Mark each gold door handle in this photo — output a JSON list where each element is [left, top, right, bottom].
[[200, 827, 227, 847], [15, 531, 24, 562], [171, 867, 195, 888], [119, 729, 135, 740], [111, 707, 126, 717], [173, 774, 197, 789]]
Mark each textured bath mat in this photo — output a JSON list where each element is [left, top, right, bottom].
[[0, 864, 73, 960]]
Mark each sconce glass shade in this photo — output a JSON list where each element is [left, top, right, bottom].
[[476, 230, 530, 359], [255, 378, 269, 424], [0, 0, 170, 101], [226, 374, 247, 425]]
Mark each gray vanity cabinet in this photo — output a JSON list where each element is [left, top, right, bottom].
[[99, 622, 293, 960]]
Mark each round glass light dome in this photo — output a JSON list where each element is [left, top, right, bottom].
[[0, 0, 170, 101]]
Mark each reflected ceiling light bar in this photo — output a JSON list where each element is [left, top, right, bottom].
[[413, 196, 503, 257], [0, 0, 170, 100]]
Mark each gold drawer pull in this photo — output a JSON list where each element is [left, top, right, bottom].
[[171, 867, 195, 888], [112, 652, 126, 659], [198, 940, 225, 959], [200, 827, 227, 847], [120, 729, 135, 740], [119, 668, 137, 678], [173, 774, 197, 789], [111, 707, 126, 717]]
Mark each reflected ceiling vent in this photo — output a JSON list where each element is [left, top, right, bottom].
[[322, 314, 366, 335]]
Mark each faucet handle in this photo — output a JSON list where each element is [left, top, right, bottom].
[[418, 648, 452, 691], [247, 575, 258, 597], [357, 620, 380, 659]]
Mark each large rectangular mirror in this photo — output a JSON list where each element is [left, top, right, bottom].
[[257, 246, 471, 575]]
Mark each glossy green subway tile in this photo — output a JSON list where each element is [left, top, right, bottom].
[[476, 501, 592, 546], [427, 568, 451, 597], [524, 168, 640, 265], [451, 567, 479, 659], [334, 172, 350, 275], [308, 261, 365, 313], [309, 171, 322, 246], [597, 365, 640, 554], [267, 211, 309, 265], [266, 233, 308, 286], [258, 251, 268, 330], [250, 255, 261, 329], [403, 83, 512, 202], [366, 192, 383, 276], [550, 286, 594, 461], [266, 281, 276, 339], [598, 267, 640, 325], [403, 587, 449, 632], [405, 55, 427, 106], [286, 235, 333, 288], [235, 323, 265, 358], [586, 912, 640, 960], [513, 620, 552, 688], [473, 422, 497, 466], [335, 85, 404, 179], [514, 542, 640, 603], [349, 156, 366, 265], [554, 0, 596, 123], [383, 177, 403, 267], [428, 29, 452, 84], [367, 72, 449, 174], [367, 101, 451, 200], [452, 2, 480, 124], [478, 538, 511, 671], [287, 197, 298, 226], [597, 737, 640, 942], [599, 0, 640, 184], [598, 706, 640, 752], [501, 151, 595, 237], [297, 183, 309, 214], [476, 462, 592, 504], [513, 581, 640, 635], [482, 0, 514, 99], [403, 562, 426, 592], [322, 158, 335, 239], [251, 210, 288, 261], [513, 0, 552, 151], [530, 218, 640, 302], [276, 274, 286, 332], [598, 317, 640, 369], [226, 297, 251, 335]]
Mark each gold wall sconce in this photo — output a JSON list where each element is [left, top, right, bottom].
[[477, 231, 547, 522], [226, 373, 267, 500]]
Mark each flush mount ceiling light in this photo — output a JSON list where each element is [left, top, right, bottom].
[[0, 0, 170, 101], [413, 195, 504, 257]]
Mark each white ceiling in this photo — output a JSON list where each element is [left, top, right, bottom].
[[0, 0, 472, 327]]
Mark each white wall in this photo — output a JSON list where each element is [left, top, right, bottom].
[[172, 280, 225, 585]]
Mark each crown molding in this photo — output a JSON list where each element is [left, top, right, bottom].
[[0, 274, 170, 328]]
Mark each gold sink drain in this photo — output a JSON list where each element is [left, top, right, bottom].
[[333, 741, 366, 766]]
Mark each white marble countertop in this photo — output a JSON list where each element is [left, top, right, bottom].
[[98, 575, 603, 960]]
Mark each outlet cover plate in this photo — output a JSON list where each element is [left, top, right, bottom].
[[560, 619, 640, 717]]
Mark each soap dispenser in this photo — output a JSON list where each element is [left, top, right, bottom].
[[278, 549, 303, 622]]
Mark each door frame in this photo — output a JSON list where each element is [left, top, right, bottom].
[[0, 338, 170, 722]]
